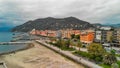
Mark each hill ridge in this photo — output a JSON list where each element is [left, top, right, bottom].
[[12, 17, 94, 32]]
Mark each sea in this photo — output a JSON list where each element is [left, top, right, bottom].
[[0, 32, 28, 54]]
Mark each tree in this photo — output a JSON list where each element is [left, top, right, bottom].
[[71, 34, 75, 39], [61, 39, 66, 48], [77, 40, 82, 51], [110, 36, 113, 43], [64, 39, 70, 48], [111, 49, 116, 55], [56, 39, 62, 47], [75, 35, 80, 40], [49, 37, 56, 42], [70, 40, 76, 48], [109, 36, 114, 50], [103, 53, 117, 65], [87, 43, 105, 57]]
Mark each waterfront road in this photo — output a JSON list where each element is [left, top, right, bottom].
[[36, 40, 102, 68]]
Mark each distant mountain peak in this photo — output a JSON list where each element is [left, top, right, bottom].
[[12, 17, 94, 32]]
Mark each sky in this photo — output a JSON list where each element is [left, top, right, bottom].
[[0, 0, 120, 27]]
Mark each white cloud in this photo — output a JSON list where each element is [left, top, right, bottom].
[[0, 0, 120, 25]]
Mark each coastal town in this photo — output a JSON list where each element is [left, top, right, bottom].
[[1, 25, 120, 68], [30, 26, 120, 46], [28, 26, 120, 68], [0, 0, 120, 68]]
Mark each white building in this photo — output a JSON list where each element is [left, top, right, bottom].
[[95, 30, 102, 42]]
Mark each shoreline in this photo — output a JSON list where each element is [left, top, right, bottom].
[[0, 41, 84, 68], [0, 43, 34, 55]]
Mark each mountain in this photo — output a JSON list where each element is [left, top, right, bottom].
[[92, 23, 103, 28], [12, 17, 94, 32], [102, 23, 120, 28]]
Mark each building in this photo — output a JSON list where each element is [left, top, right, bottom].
[[114, 28, 120, 44], [95, 26, 113, 43], [30, 29, 81, 39], [80, 32, 94, 44], [61, 29, 81, 38], [106, 31, 113, 42], [95, 30, 102, 42], [47, 30, 56, 37]]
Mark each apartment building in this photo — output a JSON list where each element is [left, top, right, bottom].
[[95, 26, 113, 43], [114, 28, 120, 44], [80, 32, 94, 44]]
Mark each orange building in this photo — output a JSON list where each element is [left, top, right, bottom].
[[80, 32, 94, 44], [30, 29, 56, 37], [30, 29, 81, 38]]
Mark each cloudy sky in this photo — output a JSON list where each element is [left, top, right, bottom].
[[0, 0, 120, 27]]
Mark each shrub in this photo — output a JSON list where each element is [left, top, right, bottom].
[[95, 57, 102, 62], [73, 51, 90, 58]]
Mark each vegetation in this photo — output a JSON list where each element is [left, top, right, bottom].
[[111, 49, 116, 55], [71, 34, 75, 39], [71, 34, 80, 40], [73, 51, 90, 58], [111, 63, 119, 68], [49, 39, 75, 51], [49, 37, 56, 42], [49, 39, 118, 68], [100, 61, 120, 68], [87, 43, 105, 57], [76, 40, 82, 51], [99, 64, 111, 68], [74, 35, 80, 40], [64, 39, 70, 48], [115, 54, 120, 57], [87, 43, 105, 62], [103, 53, 117, 65], [70, 39, 77, 47]]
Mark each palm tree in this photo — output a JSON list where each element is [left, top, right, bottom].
[[70, 40, 76, 48], [110, 36, 114, 50], [77, 40, 82, 51], [103, 53, 117, 65]]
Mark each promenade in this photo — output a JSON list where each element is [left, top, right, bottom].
[[36, 40, 102, 68]]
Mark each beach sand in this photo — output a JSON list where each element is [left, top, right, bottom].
[[0, 42, 84, 68]]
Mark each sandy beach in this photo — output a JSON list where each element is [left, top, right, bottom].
[[0, 42, 84, 68]]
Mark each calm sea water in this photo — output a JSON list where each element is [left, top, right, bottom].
[[0, 32, 27, 54], [0, 32, 13, 42]]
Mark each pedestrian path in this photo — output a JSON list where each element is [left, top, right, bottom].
[[36, 40, 102, 68]]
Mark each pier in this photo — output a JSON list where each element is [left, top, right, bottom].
[[0, 41, 31, 45]]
